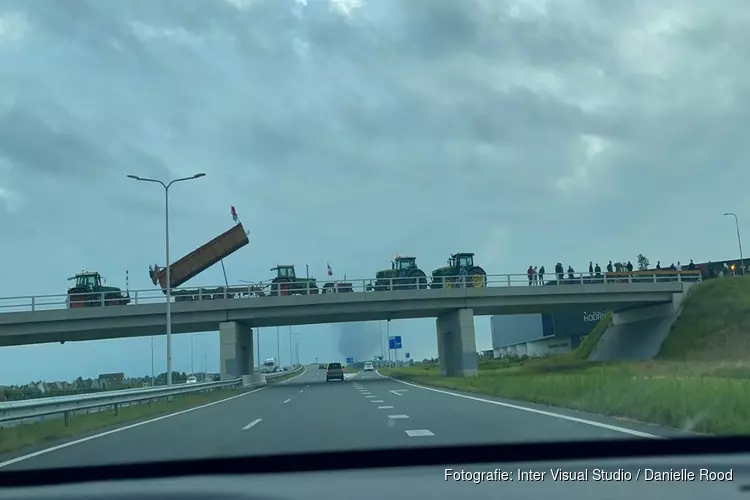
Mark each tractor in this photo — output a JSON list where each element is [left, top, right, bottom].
[[67, 271, 130, 308], [430, 252, 487, 288], [369, 256, 428, 291], [269, 265, 319, 296]]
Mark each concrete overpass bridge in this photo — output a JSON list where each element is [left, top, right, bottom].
[[0, 272, 700, 379]]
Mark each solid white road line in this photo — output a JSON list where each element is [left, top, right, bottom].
[[242, 418, 262, 430], [376, 371, 659, 439], [405, 429, 434, 437], [0, 387, 267, 469], [279, 365, 308, 384]]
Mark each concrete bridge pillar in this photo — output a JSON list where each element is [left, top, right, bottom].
[[436, 308, 478, 377], [219, 321, 254, 380]]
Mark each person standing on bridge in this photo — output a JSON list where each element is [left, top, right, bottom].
[[607, 261, 613, 273], [538, 265, 545, 285], [567, 265, 575, 281], [626, 261, 634, 273], [588, 262, 594, 278], [527, 265, 534, 285]]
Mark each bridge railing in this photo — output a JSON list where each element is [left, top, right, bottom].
[[0, 368, 299, 427], [0, 271, 702, 314]]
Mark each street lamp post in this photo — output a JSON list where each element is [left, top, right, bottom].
[[291, 333, 301, 365], [190, 334, 196, 375], [127, 172, 205, 385], [725, 212, 745, 275]]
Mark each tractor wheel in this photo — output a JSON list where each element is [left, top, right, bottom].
[[444, 277, 458, 289], [430, 276, 443, 289], [406, 269, 427, 290], [67, 287, 88, 308], [468, 267, 487, 288]]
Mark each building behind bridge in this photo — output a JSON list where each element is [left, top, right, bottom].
[[491, 309, 607, 358]]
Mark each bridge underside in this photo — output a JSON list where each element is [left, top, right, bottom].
[[0, 283, 691, 378], [0, 297, 673, 347]]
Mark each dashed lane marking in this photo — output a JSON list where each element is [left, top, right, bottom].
[[405, 429, 435, 437], [242, 418, 262, 430], [283, 399, 291, 404], [388, 415, 410, 419], [378, 406, 394, 409]]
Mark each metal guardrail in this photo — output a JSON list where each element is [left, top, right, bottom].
[[0, 271, 702, 313], [0, 366, 303, 427]]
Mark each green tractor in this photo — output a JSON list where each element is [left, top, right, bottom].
[[269, 265, 319, 296], [369, 256, 428, 291], [67, 271, 130, 308], [430, 252, 487, 289]]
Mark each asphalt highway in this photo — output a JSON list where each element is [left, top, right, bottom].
[[0, 364, 687, 471]]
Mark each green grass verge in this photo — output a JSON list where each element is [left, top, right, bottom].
[[381, 277, 750, 436], [0, 388, 249, 454], [344, 366, 359, 374], [658, 276, 750, 361]]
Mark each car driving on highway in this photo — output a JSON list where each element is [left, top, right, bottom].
[[326, 362, 344, 382], [364, 362, 374, 372], [186, 376, 197, 384]]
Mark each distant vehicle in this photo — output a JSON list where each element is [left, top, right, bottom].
[[326, 362, 344, 382], [364, 362, 374, 372], [186, 376, 197, 384], [319, 364, 326, 370], [262, 358, 278, 373]]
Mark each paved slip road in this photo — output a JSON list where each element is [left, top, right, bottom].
[[0, 364, 689, 471]]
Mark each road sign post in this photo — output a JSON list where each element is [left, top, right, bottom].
[[388, 336, 402, 365]]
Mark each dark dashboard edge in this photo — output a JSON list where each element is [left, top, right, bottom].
[[1, 435, 749, 488]]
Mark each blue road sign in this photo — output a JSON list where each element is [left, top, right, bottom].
[[405, 352, 410, 359], [388, 336, 402, 350], [346, 357, 354, 364]]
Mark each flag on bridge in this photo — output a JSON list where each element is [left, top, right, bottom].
[[230, 205, 238, 223], [327, 263, 333, 276]]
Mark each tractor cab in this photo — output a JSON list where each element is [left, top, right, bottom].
[[449, 253, 475, 269], [68, 271, 103, 290], [272, 265, 297, 280], [392, 256, 417, 272]]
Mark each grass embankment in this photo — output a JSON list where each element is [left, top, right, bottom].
[[0, 388, 250, 454], [267, 366, 305, 383], [344, 366, 359, 374], [382, 277, 750, 435]]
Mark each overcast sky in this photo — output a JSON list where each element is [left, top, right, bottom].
[[0, 0, 747, 385]]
